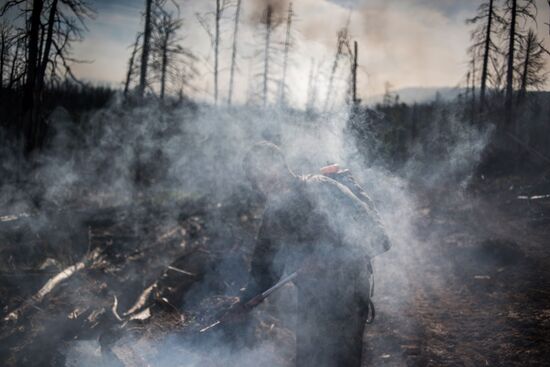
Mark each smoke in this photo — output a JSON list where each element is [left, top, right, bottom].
[[0, 88, 492, 367], [248, 0, 291, 26]]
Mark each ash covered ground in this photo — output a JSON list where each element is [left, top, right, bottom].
[[1, 104, 549, 367]]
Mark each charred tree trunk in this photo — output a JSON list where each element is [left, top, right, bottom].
[[37, 24, 45, 72], [139, 0, 153, 98], [160, 31, 168, 100], [263, 5, 273, 107], [279, 2, 293, 106], [323, 34, 344, 113], [0, 30, 5, 89], [352, 41, 358, 105], [227, 0, 242, 106], [465, 71, 471, 106], [471, 58, 476, 125], [518, 32, 533, 104], [124, 34, 142, 97], [8, 40, 20, 89], [214, 0, 221, 104], [480, 0, 494, 110], [22, 0, 44, 153], [37, 0, 58, 92], [505, 0, 517, 127]]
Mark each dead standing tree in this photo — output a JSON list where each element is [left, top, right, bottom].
[[124, 33, 142, 97], [262, 5, 273, 107], [227, 0, 242, 106], [126, 0, 196, 99], [246, 1, 285, 107], [197, 0, 232, 105], [323, 25, 352, 114], [214, 0, 220, 104], [139, 0, 153, 98], [1, 0, 94, 153], [351, 40, 358, 106], [516, 29, 547, 103], [0, 23, 15, 89], [278, 2, 293, 107], [466, 57, 478, 125], [152, 6, 197, 101], [502, 0, 536, 127], [467, 0, 504, 111], [155, 11, 182, 100], [8, 36, 23, 89]]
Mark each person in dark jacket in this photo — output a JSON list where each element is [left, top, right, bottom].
[[241, 141, 391, 367]]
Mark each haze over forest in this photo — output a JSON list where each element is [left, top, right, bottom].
[[5, 0, 547, 107], [2, 1, 550, 366]]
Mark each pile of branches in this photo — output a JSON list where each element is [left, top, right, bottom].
[[0, 194, 293, 367]]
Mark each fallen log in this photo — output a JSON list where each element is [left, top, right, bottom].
[[3, 248, 101, 323], [517, 194, 550, 201], [123, 282, 157, 317]]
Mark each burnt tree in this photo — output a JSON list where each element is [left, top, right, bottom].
[[262, 5, 273, 107], [227, 0, 242, 106], [1, 0, 94, 152], [139, 0, 153, 98], [323, 26, 351, 113], [278, 2, 293, 106], [124, 33, 142, 97], [517, 29, 547, 103], [467, 0, 502, 111], [503, 0, 536, 126], [154, 10, 191, 100], [0, 23, 13, 89], [214, 0, 221, 104]]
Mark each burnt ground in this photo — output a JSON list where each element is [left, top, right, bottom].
[[1, 173, 549, 366], [364, 175, 550, 367]]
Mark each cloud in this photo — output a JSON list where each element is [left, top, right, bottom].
[[328, 0, 479, 16]]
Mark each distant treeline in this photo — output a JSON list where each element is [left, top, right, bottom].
[[1, 0, 549, 175], [348, 90, 550, 175], [0, 84, 114, 135]]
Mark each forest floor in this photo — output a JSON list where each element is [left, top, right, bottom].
[[364, 173, 550, 367], [1, 172, 549, 366]]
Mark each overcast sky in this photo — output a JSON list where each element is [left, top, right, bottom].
[[70, 0, 550, 106]]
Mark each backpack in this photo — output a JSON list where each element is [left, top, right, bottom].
[[319, 164, 377, 323], [320, 164, 376, 210]]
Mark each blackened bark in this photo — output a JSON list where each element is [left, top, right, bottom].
[[139, 0, 153, 98], [214, 0, 220, 104], [22, 0, 44, 153], [279, 2, 292, 106], [518, 32, 533, 103], [227, 0, 242, 106], [37, 0, 58, 92], [352, 41, 358, 105], [263, 5, 272, 107], [8, 39, 19, 88], [505, 0, 517, 126], [0, 30, 5, 89], [160, 32, 168, 100], [124, 34, 141, 96], [479, 0, 494, 110]]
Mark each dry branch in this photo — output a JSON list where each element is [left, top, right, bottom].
[[3, 248, 100, 322]]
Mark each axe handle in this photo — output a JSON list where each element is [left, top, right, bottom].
[[199, 271, 298, 333]]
